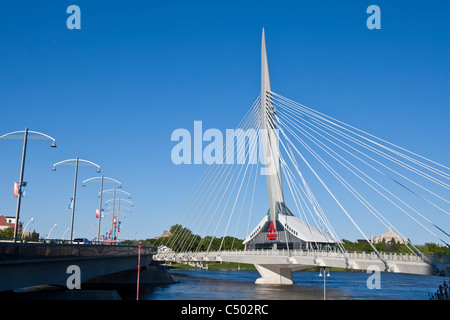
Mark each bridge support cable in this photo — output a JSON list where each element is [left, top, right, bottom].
[[269, 92, 450, 209], [275, 103, 450, 219], [197, 112, 260, 254], [241, 155, 260, 249], [269, 91, 450, 177], [280, 154, 347, 255], [267, 108, 390, 270], [273, 103, 450, 246], [269, 93, 449, 196], [216, 120, 262, 252], [267, 91, 449, 249], [203, 119, 259, 253], [157, 96, 261, 259], [266, 109, 336, 250], [267, 110, 349, 259], [157, 98, 260, 253], [184, 100, 261, 255], [275, 111, 430, 259], [270, 93, 450, 240], [274, 104, 448, 251], [270, 92, 450, 209]]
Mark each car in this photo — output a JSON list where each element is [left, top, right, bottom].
[[73, 238, 91, 244]]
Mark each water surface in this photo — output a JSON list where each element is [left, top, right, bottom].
[[139, 269, 447, 300]]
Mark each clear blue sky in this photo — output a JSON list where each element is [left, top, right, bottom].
[[0, 1, 448, 243]]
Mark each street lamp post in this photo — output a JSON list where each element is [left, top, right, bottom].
[[52, 158, 100, 242], [82, 176, 122, 243], [61, 227, 70, 240], [0, 128, 56, 242], [21, 217, 34, 240], [105, 196, 132, 239], [101, 189, 131, 239], [47, 223, 57, 240]]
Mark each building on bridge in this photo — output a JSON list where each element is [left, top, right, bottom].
[[243, 203, 337, 251]]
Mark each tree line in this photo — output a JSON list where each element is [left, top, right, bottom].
[[130, 224, 245, 252]]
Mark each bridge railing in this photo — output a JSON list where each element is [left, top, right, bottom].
[[158, 248, 430, 263]]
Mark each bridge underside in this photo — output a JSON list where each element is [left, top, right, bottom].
[[0, 242, 158, 292], [159, 249, 444, 285]]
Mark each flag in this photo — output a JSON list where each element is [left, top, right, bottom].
[[21, 182, 27, 197], [13, 182, 20, 198], [68, 198, 73, 210], [13, 182, 27, 198]]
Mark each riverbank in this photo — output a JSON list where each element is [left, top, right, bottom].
[[165, 261, 349, 272]]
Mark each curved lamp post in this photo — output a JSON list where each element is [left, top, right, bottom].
[[0, 128, 56, 242], [21, 217, 34, 240], [82, 176, 122, 243], [52, 158, 100, 242], [61, 227, 70, 240], [47, 223, 57, 240]]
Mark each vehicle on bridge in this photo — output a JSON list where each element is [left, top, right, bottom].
[[73, 238, 91, 244]]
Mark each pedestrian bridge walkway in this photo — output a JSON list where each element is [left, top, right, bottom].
[[156, 249, 449, 284], [156, 30, 449, 285]]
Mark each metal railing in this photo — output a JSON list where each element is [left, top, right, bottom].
[[158, 248, 433, 263]]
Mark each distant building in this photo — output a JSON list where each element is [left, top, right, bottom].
[[371, 226, 407, 244], [0, 215, 22, 233], [155, 230, 172, 239]]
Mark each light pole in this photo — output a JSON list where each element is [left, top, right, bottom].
[[105, 195, 133, 236], [106, 198, 133, 238], [0, 128, 56, 242], [82, 176, 122, 243], [21, 217, 34, 240], [61, 227, 70, 240], [102, 189, 131, 239], [52, 158, 100, 242], [47, 223, 57, 240], [319, 267, 330, 300]]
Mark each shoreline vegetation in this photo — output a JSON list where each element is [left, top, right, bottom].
[[129, 224, 450, 256], [130, 224, 449, 272], [163, 261, 352, 272]]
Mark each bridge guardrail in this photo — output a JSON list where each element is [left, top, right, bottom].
[[158, 248, 432, 263]]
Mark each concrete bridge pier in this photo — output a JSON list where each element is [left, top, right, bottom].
[[254, 264, 310, 285]]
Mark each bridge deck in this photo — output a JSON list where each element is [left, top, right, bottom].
[[0, 242, 156, 292], [157, 249, 449, 277]]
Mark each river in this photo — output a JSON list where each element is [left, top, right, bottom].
[[135, 269, 448, 300]]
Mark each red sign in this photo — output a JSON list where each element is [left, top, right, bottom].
[[266, 220, 277, 240]]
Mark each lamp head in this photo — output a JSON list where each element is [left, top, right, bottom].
[[52, 166, 56, 171], [50, 141, 57, 148], [96, 168, 101, 173]]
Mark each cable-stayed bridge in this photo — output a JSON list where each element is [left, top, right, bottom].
[[156, 29, 449, 284]]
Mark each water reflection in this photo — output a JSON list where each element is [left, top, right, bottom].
[[139, 269, 447, 300]]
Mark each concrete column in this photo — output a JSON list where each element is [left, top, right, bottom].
[[254, 264, 293, 285]]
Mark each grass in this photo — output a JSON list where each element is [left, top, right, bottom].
[[164, 261, 256, 271]]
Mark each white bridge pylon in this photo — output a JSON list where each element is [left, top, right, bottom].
[[157, 29, 449, 284]]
